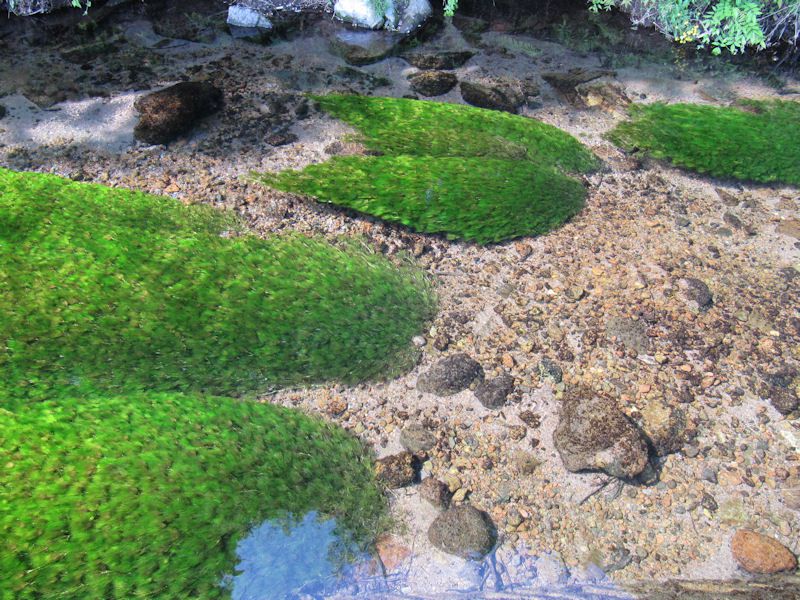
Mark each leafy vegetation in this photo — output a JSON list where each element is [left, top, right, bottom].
[[257, 95, 598, 244], [0, 168, 435, 402], [609, 100, 800, 185], [0, 393, 386, 599], [589, 0, 800, 54]]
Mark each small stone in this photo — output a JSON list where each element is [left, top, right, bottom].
[[514, 451, 540, 475], [731, 530, 797, 574], [701, 466, 718, 484], [401, 50, 474, 70], [375, 451, 420, 488], [606, 316, 650, 354], [639, 399, 687, 456], [518, 410, 541, 428], [701, 492, 718, 512], [444, 474, 462, 493], [566, 286, 585, 301], [474, 373, 515, 409], [266, 131, 298, 146], [326, 397, 348, 416], [412, 335, 426, 347], [419, 477, 451, 509], [408, 70, 458, 97], [0, 104, 6, 120], [452, 488, 468, 503], [676, 278, 714, 312], [375, 534, 411, 572], [506, 507, 524, 528], [538, 358, 563, 384], [508, 425, 527, 441], [399, 423, 436, 452], [428, 505, 498, 559], [418, 354, 484, 396]]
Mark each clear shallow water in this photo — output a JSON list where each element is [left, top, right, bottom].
[[222, 512, 636, 600]]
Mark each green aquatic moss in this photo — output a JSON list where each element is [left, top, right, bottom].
[[257, 95, 599, 244], [608, 100, 800, 186], [0, 393, 386, 599], [0, 168, 436, 402], [259, 156, 587, 244], [312, 94, 600, 174]]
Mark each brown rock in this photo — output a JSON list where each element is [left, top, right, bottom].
[[777, 218, 800, 240], [731, 530, 797, 574], [134, 81, 223, 145], [408, 70, 458, 97], [639, 399, 687, 456], [459, 81, 523, 113], [402, 50, 474, 70], [375, 534, 412, 572], [419, 477, 452, 509], [375, 451, 420, 488]]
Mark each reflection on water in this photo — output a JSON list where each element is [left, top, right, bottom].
[[222, 512, 636, 600]]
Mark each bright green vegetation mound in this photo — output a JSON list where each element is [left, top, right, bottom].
[[0, 393, 386, 599], [260, 156, 587, 243], [609, 101, 800, 186], [0, 168, 435, 402], [257, 95, 599, 245]]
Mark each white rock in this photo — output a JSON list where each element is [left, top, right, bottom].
[[386, 0, 432, 33], [333, 0, 385, 29], [227, 4, 273, 30]]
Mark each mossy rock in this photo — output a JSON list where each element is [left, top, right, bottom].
[[257, 95, 599, 244], [0, 168, 436, 402], [608, 100, 800, 186], [0, 393, 386, 599]]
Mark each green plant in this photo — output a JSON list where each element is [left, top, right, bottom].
[[608, 100, 800, 184], [256, 95, 598, 245], [0, 392, 386, 599], [590, 0, 800, 54], [0, 168, 436, 402]]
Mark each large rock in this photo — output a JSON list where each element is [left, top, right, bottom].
[[333, 0, 431, 33], [328, 26, 406, 66], [428, 505, 497, 559], [459, 81, 524, 114], [731, 530, 797, 574], [554, 389, 650, 479], [227, 4, 273, 39], [417, 354, 484, 396], [134, 82, 223, 145], [408, 70, 457, 97]]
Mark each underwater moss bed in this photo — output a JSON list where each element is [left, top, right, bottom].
[[257, 95, 599, 245], [0, 168, 435, 402], [609, 100, 800, 186], [0, 393, 386, 599]]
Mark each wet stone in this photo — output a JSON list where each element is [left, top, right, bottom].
[[731, 530, 798, 574], [266, 131, 298, 146], [428, 505, 497, 559], [417, 353, 484, 396], [606, 316, 650, 354], [459, 81, 523, 114], [554, 388, 650, 479], [399, 423, 436, 452], [474, 373, 514, 409], [408, 70, 458, 97], [419, 477, 451, 509], [375, 451, 420, 488], [639, 399, 687, 456], [538, 358, 563, 383], [134, 81, 223, 145], [676, 277, 714, 312], [401, 50, 474, 70]]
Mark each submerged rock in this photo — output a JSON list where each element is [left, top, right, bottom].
[[408, 70, 458, 97], [375, 451, 420, 488], [399, 423, 436, 452], [134, 82, 223, 145], [474, 373, 514, 409], [731, 530, 797, 574], [554, 389, 649, 479], [606, 316, 650, 354], [460, 81, 523, 114], [542, 68, 614, 106], [328, 26, 406, 65], [639, 399, 687, 456], [419, 477, 451, 509], [676, 277, 714, 312], [428, 505, 497, 559], [402, 50, 474, 70], [417, 353, 484, 396], [333, 0, 431, 33]]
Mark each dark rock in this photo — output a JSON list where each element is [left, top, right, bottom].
[[408, 70, 458, 96], [375, 451, 420, 488], [428, 505, 497, 559], [606, 316, 650, 354], [417, 353, 484, 396], [701, 466, 718, 484], [761, 369, 799, 415], [676, 277, 714, 312], [518, 410, 541, 428], [459, 81, 523, 114], [474, 374, 514, 409], [419, 477, 451, 509], [266, 131, 298, 146], [542, 68, 614, 106], [401, 50, 474, 70], [134, 82, 223, 145], [538, 358, 563, 383], [0, 104, 5, 120], [554, 389, 650, 479], [399, 423, 436, 452]]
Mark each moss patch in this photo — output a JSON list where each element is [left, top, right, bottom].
[[257, 95, 598, 245], [608, 101, 800, 186], [0, 168, 435, 402], [0, 393, 386, 599]]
